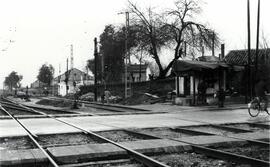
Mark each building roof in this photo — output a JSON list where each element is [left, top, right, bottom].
[[224, 48, 270, 65], [127, 64, 148, 73], [196, 55, 220, 62], [172, 60, 228, 73]]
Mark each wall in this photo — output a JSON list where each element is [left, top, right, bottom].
[[80, 78, 175, 98]]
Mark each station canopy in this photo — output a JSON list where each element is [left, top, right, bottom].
[[172, 60, 229, 73]]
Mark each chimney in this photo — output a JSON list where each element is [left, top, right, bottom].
[[221, 44, 225, 61]]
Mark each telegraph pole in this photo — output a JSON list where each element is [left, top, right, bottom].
[[255, 0, 260, 81], [94, 38, 98, 101], [247, 0, 252, 102], [118, 11, 130, 98]]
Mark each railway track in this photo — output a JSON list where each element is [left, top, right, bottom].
[[43, 96, 150, 113], [0, 98, 169, 167], [0, 97, 163, 119], [0, 99, 94, 119], [1, 97, 269, 166]]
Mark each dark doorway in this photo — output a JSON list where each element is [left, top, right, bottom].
[[184, 76, 190, 96]]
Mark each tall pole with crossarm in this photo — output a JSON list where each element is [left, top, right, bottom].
[[118, 11, 130, 98]]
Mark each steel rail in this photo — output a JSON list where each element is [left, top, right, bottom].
[[23, 105, 78, 114], [0, 105, 59, 167], [174, 127, 269, 147], [191, 144, 269, 167], [4, 97, 269, 166], [124, 127, 270, 167], [32, 104, 268, 167], [1, 103, 38, 113], [84, 121, 270, 166], [7, 96, 267, 148], [79, 100, 149, 111], [86, 119, 270, 167], [163, 116, 270, 147], [45, 96, 149, 111], [3, 98, 169, 167], [246, 122, 270, 129], [3, 97, 268, 148]]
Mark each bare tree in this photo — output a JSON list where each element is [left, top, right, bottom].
[[128, 1, 173, 78], [128, 0, 219, 78]]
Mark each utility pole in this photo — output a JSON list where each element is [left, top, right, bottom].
[[247, 0, 252, 102], [94, 38, 98, 101], [124, 12, 129, 98], [118, 11, 130, 98], [255, 0, 260, 82]]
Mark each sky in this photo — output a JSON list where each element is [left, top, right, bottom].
[[0, 0, 269, 88]]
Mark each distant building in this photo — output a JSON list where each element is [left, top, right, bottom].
[[52, 68, 94, 96], [123, 64, 148, 82], [30, 80, 47, 88]]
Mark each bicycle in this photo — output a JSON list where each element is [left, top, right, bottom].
[[248, 97, 269, 117]]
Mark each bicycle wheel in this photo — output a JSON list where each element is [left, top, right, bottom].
[[248, 101, 260, 117]]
